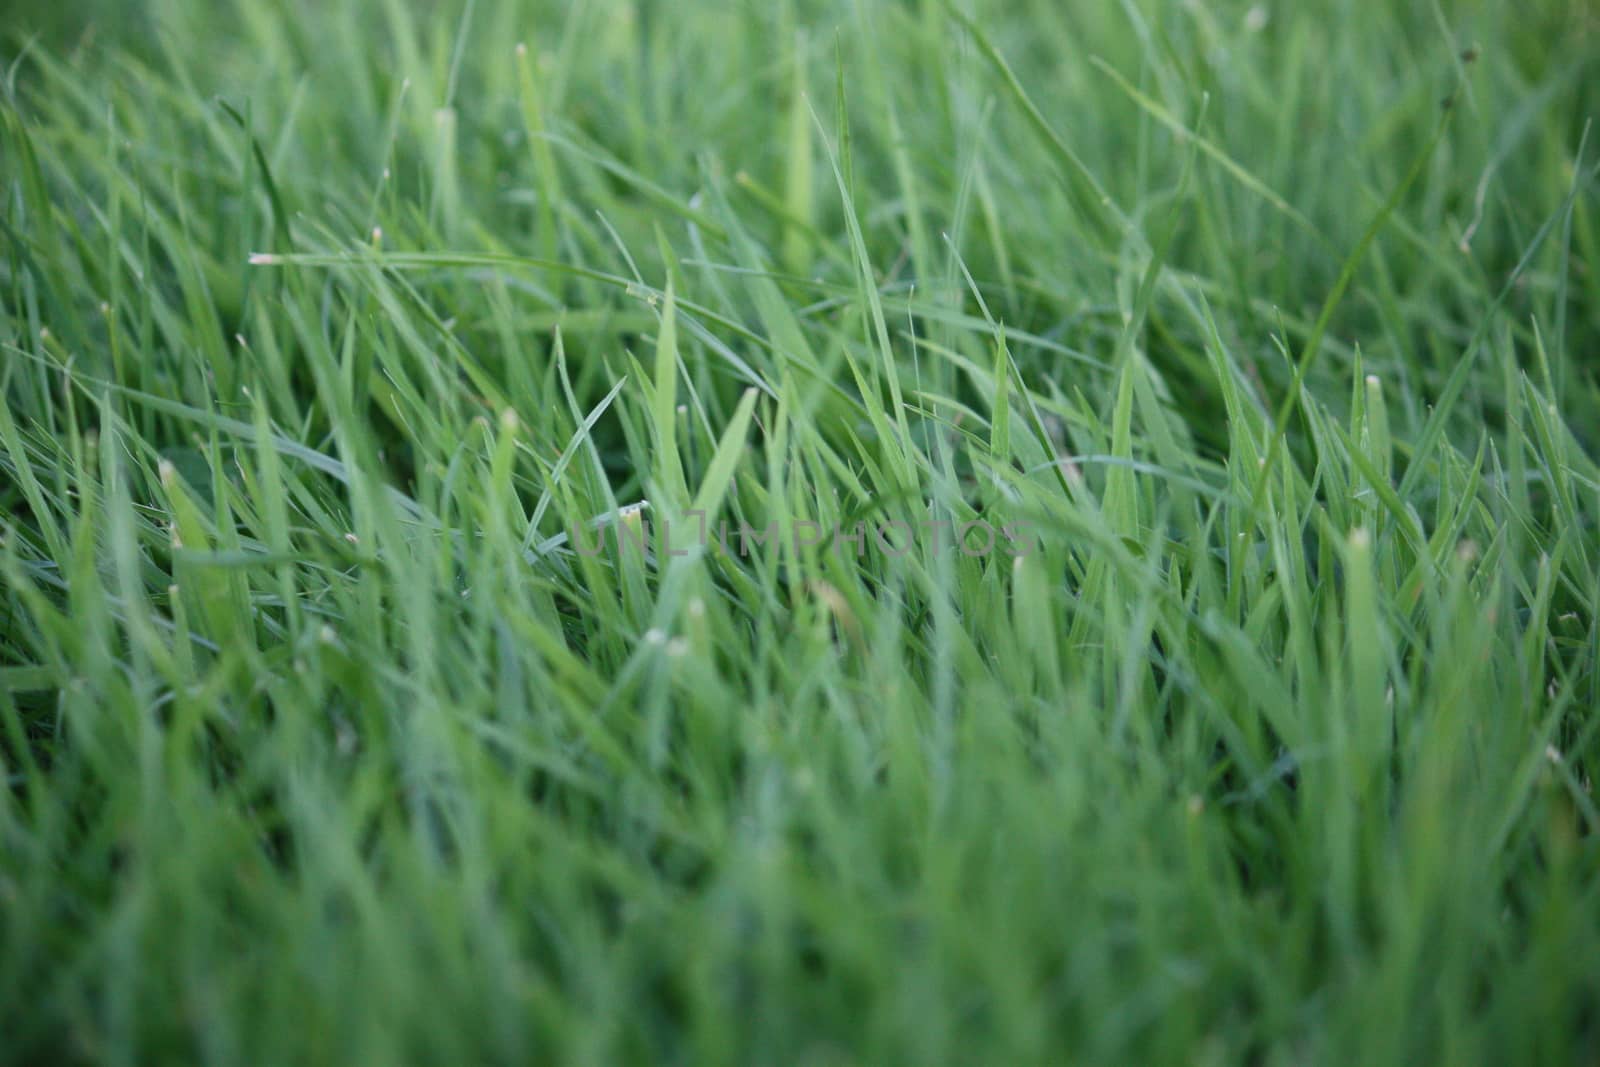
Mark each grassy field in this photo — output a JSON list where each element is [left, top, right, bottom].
[[2, 0, 1598, 1063]]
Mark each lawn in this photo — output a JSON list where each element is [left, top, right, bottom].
[[2, 0, 1598, 1063]]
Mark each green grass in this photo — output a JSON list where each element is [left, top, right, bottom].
[[3, 0, 1599, 1062]]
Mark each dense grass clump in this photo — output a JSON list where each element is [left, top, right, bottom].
[[3, 0, 1599, 1063]]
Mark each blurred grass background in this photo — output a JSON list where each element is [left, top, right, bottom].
[[2, 0, 1598, 1064]]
